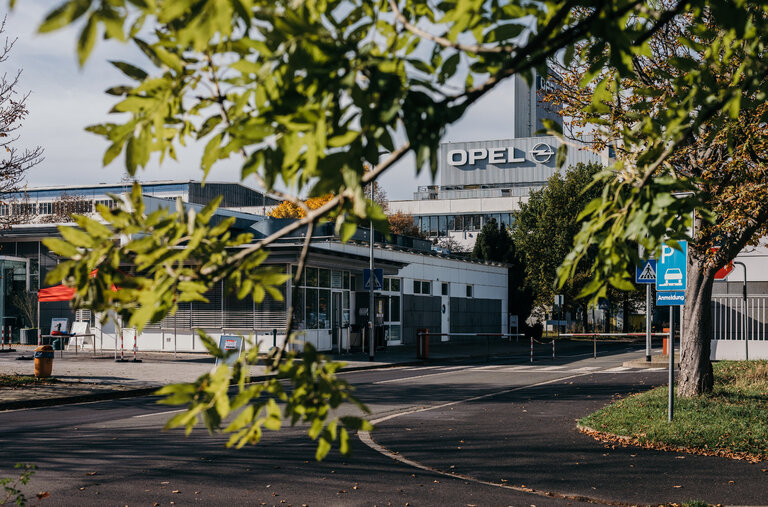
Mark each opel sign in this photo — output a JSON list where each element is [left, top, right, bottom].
[[447, 144, 555, 166], [529, 143, 554, 163]]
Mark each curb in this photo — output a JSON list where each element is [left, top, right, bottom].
[[577, 423, 766, 464]]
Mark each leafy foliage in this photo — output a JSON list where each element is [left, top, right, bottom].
[[270, 195, 334, 219], [0, 17, 44, 228], [387, 211, 423, 238], [156, 335, 372, 461], [43, 185, 289, 333], [0, 463, 47, 506], [472, 218, 513, 263]]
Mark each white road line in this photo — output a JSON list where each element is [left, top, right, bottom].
[[538, 365, 565, 371], [374, 369, 469, 384], [132, 409, 186, 419]]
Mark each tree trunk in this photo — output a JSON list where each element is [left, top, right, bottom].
[[678, 253, 715, 397]]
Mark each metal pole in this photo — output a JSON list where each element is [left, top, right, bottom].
[[734, 261, 748, 360], [645, 284, 652, 361], [368, 179, 375, 362], [668, 306, 674, 422]]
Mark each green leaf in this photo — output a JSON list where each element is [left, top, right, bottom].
[[315, 437, 332, 461], [110, 61, 148, 81], [39, 0, 91, 34]]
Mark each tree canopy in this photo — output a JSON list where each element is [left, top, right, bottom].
[[0, 17, 43, 226], [546, 8, 768, 395], [27, 0, 768, 454]]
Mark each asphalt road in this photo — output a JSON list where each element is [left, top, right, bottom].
[[1, 343, 766, 506]]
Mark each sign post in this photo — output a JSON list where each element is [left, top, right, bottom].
[[635, 259, 656, 362], [655, 240, 688, 422]]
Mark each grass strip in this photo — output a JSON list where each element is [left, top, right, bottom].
[[0, 375, 59, 388], [579, 360, 768, 462]]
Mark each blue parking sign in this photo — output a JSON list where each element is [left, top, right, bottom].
[[656, 240, 687, 293]]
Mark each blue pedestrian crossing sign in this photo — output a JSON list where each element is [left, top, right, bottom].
[[363, 268, 383, 290], [635, 260, 657, 284], [656, 240, 688, 296]]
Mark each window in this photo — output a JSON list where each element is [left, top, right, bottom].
[[442, 283, 449, 296], [305, 267, 318, 287], [391, 278, 400, 292], [438, 215, 448, 236], [383, 277, 390, 291], [38, 202, 53, 215], [414, 280, 431, 295], [466, 285, 473, 298], [319, 268, 331, 287], [453, 215, 463, 231]]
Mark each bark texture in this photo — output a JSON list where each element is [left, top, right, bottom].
[[678, 253, 715, 397]]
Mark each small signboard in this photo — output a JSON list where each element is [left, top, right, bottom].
[[50, 318, 69, 335], [363, 268, 383, 290], [215, 335, 243, 367], [714, 261, 734, 280], [656, 241, 688, 292], [657, 291, 685, 306], [635, 260, 657, 284], [67, 322, 92, 350]]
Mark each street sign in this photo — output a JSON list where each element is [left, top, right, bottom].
[[554, 294, 564, 306], [656, 240, 688, 292], [635, 260, 657, 284], [714, 261, 734, 280], [215, 335, 243, 367], [657, 291, 685, 306], [363, 268, 383, 290]]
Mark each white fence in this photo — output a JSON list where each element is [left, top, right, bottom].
[[711, 295, 768, 359]]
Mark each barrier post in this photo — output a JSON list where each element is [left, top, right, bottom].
[[593, 333, 597, 359], [116, 328, 126, 362], [132, 329, 142, 363], [552, 337, 555, 359], [273, 328, 277, 348], [530, 336, 533, 363], [1, 326, 4, 351]]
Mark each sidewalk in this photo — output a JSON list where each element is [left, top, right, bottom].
[[0, 337, 644, 411]]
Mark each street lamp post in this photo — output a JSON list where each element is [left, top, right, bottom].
[[733, 261, 748, 360], [368, 179, 375, 362]]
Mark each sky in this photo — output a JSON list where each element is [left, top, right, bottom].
[[5, 3, 522, 201]]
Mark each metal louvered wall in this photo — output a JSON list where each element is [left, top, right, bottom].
[[146, 281, 287, 331]]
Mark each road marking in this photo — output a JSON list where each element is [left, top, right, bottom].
[[374, 368, 470, 384], [132, 409, 186, 419], [359, 372, 619, 505]]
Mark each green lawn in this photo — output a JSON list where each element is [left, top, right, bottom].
[[0, 375, 58, 388], [579, 360, 768, 462]]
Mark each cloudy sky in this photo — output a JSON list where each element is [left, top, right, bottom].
[[5, 3, 520, 201]]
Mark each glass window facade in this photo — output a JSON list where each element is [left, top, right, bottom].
[[414, 213, 514, 236], [291, 266, 352, 331]]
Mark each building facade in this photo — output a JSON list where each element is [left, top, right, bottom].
[[389, 136, 611, 249], [0, 183, 509, 352]]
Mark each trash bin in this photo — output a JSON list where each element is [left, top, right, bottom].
[[52, 338, 61, 351], [34, 345, 54, 378]]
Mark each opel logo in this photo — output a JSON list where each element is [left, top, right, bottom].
[[529, 143, 555, 163]]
